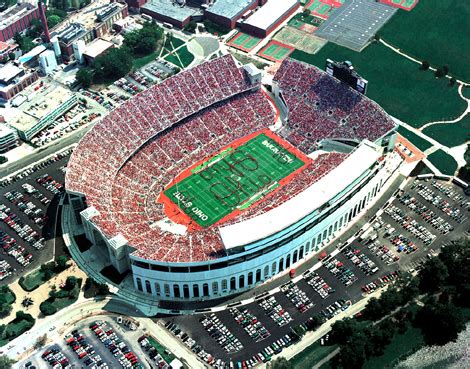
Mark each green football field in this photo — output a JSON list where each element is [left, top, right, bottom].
[[164, 133, 305, 227]]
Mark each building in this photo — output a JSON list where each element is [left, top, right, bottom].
[[65, 55, 400, 303], [83, 38, 114, 65], [39, 49, 57, 75], [18, 44, 47, 67], [0, 124, 19, 152], [241, 0, 300, 38], [141, 0, 201, 29], [52, 1, 128, 60], [0, 3, 41, 42], [9, 85, 78, 141], [204, 0, 258, 29], [0, 62, 38, 101], [0, 41, 18, 62]]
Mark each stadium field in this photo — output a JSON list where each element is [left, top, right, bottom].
[[291, 43, 467, 128], [227, 32, 261, 52], [163, 131, 307, 228], [258, 41, 295, 62], [380, 0, 470, 82]]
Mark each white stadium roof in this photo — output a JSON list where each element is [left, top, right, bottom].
[[219, 141, 381, 249], [243, 0, 299, 31]]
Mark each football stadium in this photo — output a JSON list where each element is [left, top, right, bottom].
[[65, 55, 403, 302]]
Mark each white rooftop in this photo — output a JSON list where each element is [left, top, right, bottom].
[[0, 63, 22, 83], [0, 124, 15, 138], [219, 142, 381, 248], [243, 0, 299, 31], [84, 38, 114, 59]]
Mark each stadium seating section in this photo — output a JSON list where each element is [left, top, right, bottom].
[[66, 56, 393, 263]]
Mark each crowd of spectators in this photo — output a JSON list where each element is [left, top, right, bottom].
[[274, 59, 396, 150], [66, 56, 382, 265]]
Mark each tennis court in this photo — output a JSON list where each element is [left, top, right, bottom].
[[163, 131, 307, 227], [380, 0, 419, 11], [257, 41, 295, 62], [227, 32, 261, 52], [305, 0, 344, 20]]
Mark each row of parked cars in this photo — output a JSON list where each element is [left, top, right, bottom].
[[0, 199, 44, 250], [200, 313, 244, 354], [281, 281, 314, 313], [5, 190, 47, 231], [129, 71, 152, 88], [342, 245, 379, 275], [385, 204, 438, 243], [429, 180, 468, 207], [115, 78, 140, 95], [165, 319, 227, 367], [89, 321, 142, 369], [237, 334, 295, 369], [230, 307, 270, 342], [42, 346, 70, 368], [64, 329, 107, 368], [138, 335, 172, 368], [258, 296, 292, 327], [415, 184, 467, 224], [0, 258, 13, 280], [80, 89, 114, 110], [319, 299, 350, 320], [36, 174, 64, 195], [0, 149, 71, 188], [323, 257, 358, 287], [361, 270, 400, 294], [303, 270, 335, 299], [0, 209, 33, 266]]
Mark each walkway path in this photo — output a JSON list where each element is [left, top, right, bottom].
[[313, 348, 340, 369]]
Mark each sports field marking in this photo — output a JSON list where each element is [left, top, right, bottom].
[[163, 132, 307, 227], [257, 40, 295, 62], [227, 32, 261, 52], [379, 0, 418, 11]]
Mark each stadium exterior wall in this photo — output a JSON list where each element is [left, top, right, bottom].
[[73, 151, 402, 301]]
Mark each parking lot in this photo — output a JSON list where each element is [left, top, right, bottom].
[[14, 316, 153, 369], [0, 150, 71, 285], [160, 178, 469, 367]]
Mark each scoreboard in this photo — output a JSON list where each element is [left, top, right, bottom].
[[325, 59, 368, 95]]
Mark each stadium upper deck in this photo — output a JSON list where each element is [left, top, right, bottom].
[[66, 56, 396, 264]]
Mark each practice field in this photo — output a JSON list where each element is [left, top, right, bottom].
[[227, 32, 261, 52], [258, 41, 295, 62], [380, 0, 470, 82], [273, 26, 326, 54], [291, 43, 467, 128], [163, 131, 307, 228]]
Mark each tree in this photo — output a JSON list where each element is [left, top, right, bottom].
[[270, 357, 293, 369], [56, 255, 69, 271], [435, 67, 446, 78], [93, 47, 133, 83], [0, 355, 15, 369], [330, 319, 357, 345], [65, 276, 77, 291], [0, 156, 7, 164], [415, 302, 465, 345], [40, 301, 57, 316], [439, 238, 470, 288], [332, 342, 365, 369], [34, 334, 48, 349], [363, 297, 385, 320], [442, 65, 449, 75], [420, 60, 430, 70], [84, 277, 93, 290], [47, 14, 62, 28], [16, 310, 34, 323], [97, 283, 109, 296], [418, 257, 449, 293], [449, 77, 457, 86], [0, 303, 13, 318], [302, 9, 310, 17], [76, 67, 94, 87], [185, 20, 197, 34]]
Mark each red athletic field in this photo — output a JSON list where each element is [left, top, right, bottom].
[[227, 32, 261, 52], [257, 41, 295, 62], [379, 0, 419, 11]]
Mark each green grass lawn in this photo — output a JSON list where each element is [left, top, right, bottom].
[[461, 86, 470, 100], [291, 43, 467, 128], [428, 149, 459, 175], [397, 126, 433, 151], [290, 341, 338, 369], [0, 313, 35, 347], [133, 51, 158, 70], [422, 115, 470, 148], [19, 269, 49, 292], [164, 46, 194, 69], [148, 336, 175, 363], [363, 326, 424, 369], [0, 286, 15, 305], [164, 133, 305, 227], [380, 1, 470, 82]]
